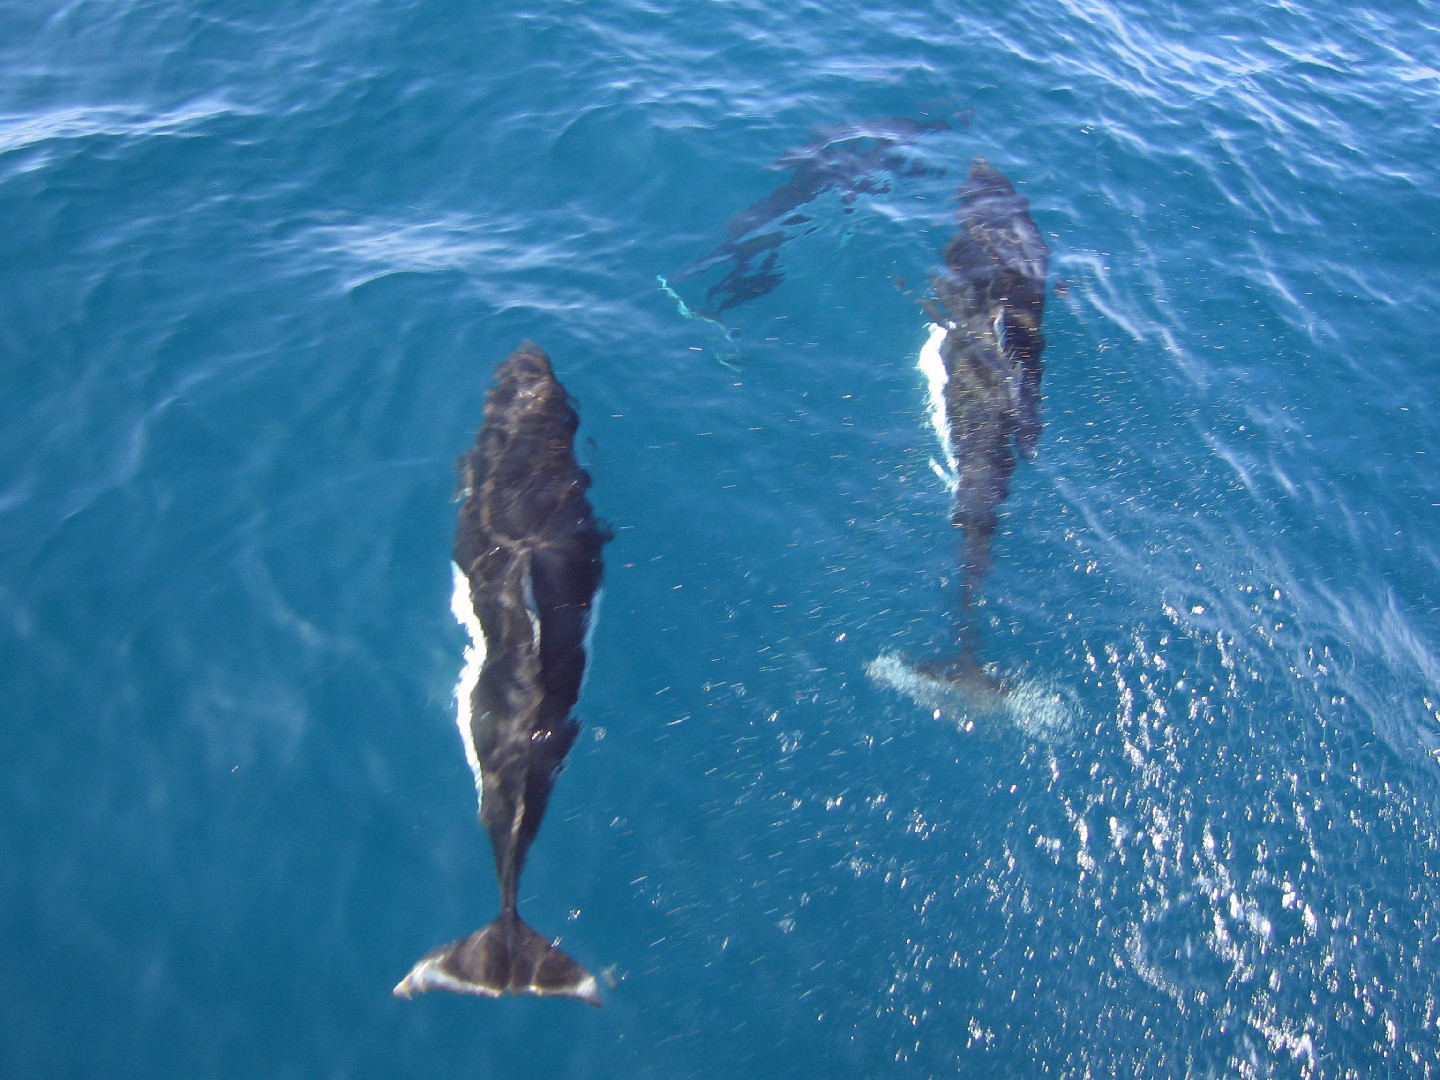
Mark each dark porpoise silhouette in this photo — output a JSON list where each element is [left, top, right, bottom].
[[672, 114, 965, 314], [395, 343, 610, 1007], [920, 159, 1049, 682]]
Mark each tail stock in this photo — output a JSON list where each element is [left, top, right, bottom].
[[394, 911, 601, 1007]]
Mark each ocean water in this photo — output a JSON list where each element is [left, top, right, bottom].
[[3, 0, 1439, 1076]]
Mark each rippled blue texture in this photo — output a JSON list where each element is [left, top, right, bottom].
[[3, 0, 1439, 1076]]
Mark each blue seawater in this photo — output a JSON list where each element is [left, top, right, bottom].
[[3, 0, 1439, 1076]]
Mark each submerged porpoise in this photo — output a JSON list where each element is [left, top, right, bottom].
[[395, 343, 610, 1006], [672, 114, 960, 314]]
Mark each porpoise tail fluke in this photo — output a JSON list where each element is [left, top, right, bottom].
[[393, 912, 600, 1006]]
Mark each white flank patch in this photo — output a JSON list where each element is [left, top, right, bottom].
[[451, 561, 486, 808], [917, 322, 958, 489], [866, 650, 1077, 744]]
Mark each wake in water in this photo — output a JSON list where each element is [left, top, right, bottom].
[[866, 651, 1078, 743], [655, 274, 743, 370]]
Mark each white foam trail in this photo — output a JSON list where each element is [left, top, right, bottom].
[[867, 651, 1078, 744], [451, 561, 486, 808], [917, 322, 958, 489]]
